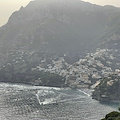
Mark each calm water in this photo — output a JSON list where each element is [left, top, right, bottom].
[[0, 83, 118, 120]]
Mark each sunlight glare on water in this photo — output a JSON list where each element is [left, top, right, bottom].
[[0, 83, 118, 120]]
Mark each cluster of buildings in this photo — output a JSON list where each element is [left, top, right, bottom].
[[1, 48, 120, 89], [34, 48, 120, 88]]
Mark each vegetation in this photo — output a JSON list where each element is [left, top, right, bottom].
[[0, 56, 65, 87], [101, 108, 120, 120], [92, 74, 120, 101]]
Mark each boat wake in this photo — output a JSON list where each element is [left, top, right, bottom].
[[35, 88, 84, 105]]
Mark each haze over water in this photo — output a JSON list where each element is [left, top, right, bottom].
[[0, 1, 120, 120]]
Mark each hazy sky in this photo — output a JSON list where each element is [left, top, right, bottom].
[[0, 0, 120, 27], [83, 0, 120, 7], [0, 0, 31, 26]]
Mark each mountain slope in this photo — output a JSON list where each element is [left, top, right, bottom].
[[0, 0, 120, 62], [0, 0, 120, 87]]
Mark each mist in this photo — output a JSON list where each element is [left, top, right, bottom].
[[0, 0, 120, 119]]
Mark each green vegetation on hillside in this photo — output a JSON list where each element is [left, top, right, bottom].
[[0, 57, 65, 87], [101, 108, 120, 120]]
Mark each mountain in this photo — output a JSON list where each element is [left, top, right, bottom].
[[91, 9, 120, 101], [0, 0, 120, 62], [0, 0, 120, 87]]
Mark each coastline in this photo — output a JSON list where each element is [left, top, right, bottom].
[[78, 89, 92, 97]]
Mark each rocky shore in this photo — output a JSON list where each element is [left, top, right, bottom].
[[92, 74, 120, 102]]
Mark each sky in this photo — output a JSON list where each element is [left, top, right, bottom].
[[0, 0, 31, 26], [0, 0, 120, 27], [83, 0, 120, 7]]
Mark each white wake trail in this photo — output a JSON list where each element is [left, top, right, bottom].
[[78, 89, 91, 97], [36, 91, 42, 105]]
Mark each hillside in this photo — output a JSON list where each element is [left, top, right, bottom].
[[92, 74, 120, 101], [0, 0, 120, 87], [0, 0, 120, 62]]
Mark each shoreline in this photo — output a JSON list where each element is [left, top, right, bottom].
[[78, 89, 92, 97]]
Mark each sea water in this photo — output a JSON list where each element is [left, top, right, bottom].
[[0, 82, 118, 120]]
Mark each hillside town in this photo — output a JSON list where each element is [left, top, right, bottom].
[[0, 47, 120, 89], [31, 48, 120, 88]]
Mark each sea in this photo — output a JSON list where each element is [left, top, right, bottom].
[[0, 82, 118, 120]]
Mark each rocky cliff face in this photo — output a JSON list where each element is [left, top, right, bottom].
[[92, 74, 120, 101], [0, 0, 120, 62]]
